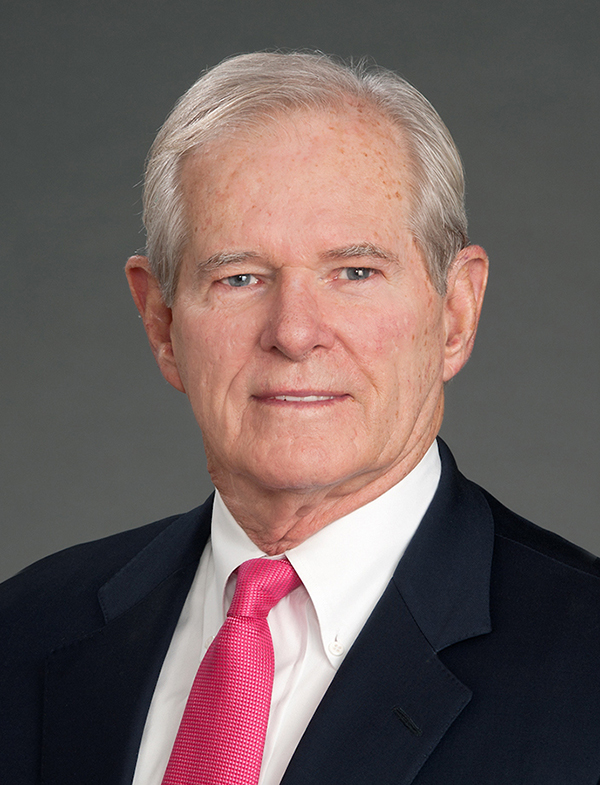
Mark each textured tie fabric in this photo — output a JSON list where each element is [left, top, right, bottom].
[[161, 557, 301, 785]]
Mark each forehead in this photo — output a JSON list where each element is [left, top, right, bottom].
[[180, 106, 414, 250]]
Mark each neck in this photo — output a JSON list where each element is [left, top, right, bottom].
[[212, 432, 439, 556]]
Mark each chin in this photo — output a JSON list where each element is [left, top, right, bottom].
[[242, 450, 367, 493]]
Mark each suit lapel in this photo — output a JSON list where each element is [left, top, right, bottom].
[[41, 500, 212, 785], [282, 440, 495, 785], [395, 439, 494, 653], [281, 580, 473, 785]]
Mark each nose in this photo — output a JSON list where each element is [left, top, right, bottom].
[[259, 273, 334, 360]]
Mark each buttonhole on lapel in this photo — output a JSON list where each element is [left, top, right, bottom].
[[392, 706, 422, 737]]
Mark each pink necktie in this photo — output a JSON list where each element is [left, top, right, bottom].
[[162, 558, 301, 785]]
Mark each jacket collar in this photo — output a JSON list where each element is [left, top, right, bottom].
[[98, 496, 213, 623], [394, 438, 493, 652]]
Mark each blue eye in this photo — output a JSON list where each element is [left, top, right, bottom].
[[342, 267, 373, 281], [224, 274, 257, 287]]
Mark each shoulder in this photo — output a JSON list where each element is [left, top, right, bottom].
[[481, 487, 600, 578], [0, 503, 212, 662], [1, 516, 178, 608], [476, 486, 600, 645]]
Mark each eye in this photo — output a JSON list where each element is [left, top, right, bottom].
[[222, 273, 259, 288], [339, 267, 375, 281]]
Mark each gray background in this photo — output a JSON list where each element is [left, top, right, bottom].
[[1, 0, 598, 582]]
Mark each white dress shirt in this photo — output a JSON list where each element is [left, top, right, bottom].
[[132, 441, 441, 785]]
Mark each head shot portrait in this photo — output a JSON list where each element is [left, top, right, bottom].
[[2, 31, 599, 785], [126, 52, 488, 554]]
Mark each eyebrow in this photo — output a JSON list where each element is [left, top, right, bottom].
[[194, 251, 261, 276], [194, 243, 399, 275], [322, 243, 399, 265]]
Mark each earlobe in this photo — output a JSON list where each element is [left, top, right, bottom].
[[125, 255, 186, 393], [442, 245, 489, 382]]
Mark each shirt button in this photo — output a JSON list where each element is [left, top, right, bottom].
[[204, 635, 215, 649], [328, 640, 344, 657]]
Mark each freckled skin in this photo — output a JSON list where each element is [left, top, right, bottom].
[[126, 106, 488, 553]]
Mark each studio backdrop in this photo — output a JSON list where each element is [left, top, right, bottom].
[[1, 0, 598, 581]]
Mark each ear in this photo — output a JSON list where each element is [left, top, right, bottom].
[[442, 245, 489, 382], [125, 255, 186, 393]]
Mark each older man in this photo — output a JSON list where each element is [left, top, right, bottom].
[[2, 52, 600, 785]]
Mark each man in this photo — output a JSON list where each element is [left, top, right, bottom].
[[1, 52, 600, 784]]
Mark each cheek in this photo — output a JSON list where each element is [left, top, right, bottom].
[[173, 309, 257, 401], [369, 302, 445, 393], [170, 314, 216, 395], [362, 301, 432, 355]]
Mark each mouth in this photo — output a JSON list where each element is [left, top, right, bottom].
[[255, 391, 349, 405], [271, 394, 336, 402]]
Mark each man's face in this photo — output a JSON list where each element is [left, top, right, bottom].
[[160, 109, 460, 497]]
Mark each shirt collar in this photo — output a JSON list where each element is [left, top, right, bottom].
[[211, 441, 441, 664]]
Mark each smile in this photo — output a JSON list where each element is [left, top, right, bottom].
[[272, 394, 336, 402], [255, 391, 349, 405]]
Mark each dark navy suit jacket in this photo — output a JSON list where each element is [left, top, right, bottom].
[[2, 441, 600, 784]]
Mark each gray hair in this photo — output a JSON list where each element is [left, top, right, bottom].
[[143, 51, 468, 304]]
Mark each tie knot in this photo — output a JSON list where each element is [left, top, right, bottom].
[[228, 558, 301, 619]]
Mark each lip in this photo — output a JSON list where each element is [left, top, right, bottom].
[[253, 390, 349, 404]]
